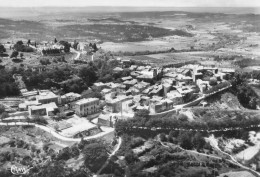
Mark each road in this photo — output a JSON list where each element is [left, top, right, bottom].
[[0, 122, 114, 142], [206, 135, 260, 176], [159, 140, 260, 176], [95, 137, 122, 176], [70, 48, 81, 60]]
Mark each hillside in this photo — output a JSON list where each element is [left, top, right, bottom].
[[205, 91, 245, 110]]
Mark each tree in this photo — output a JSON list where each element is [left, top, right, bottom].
[[73, 40, 79, 50], [0, 44, 6, 54], [1, 112, 9, 119], [177, 114, 188, 122], [54, 38, 57, 43], [178, 132, 193, 150], [79, 66, 97, 86], [83, 142, 108, 172], [0, 104, 5, 114], [27, 39, 31, 46], [10, 51, 19, 58], [92, 43, 98, 52], [20, 53, 24, 58], [160, 133, 167, 142], [192, 132, 206, 151], [124, 150, 137, 165]]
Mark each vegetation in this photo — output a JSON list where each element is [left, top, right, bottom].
[[13, 41, 34, 52], [42, 48, 62, 55], [10, 51, 19, 58], [204, 81, 231, 95], [0, 44, 6, 54], [230, 71, 260, 109], [0, 68, 20, 97], [83, 142, 108, 172], [58, 24, 193, 42], [115, 111, 260, 137]]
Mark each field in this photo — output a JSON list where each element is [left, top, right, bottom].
[[0, 8, 260, 71]]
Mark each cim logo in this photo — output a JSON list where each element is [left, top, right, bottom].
[[10, 165, 31, 175]]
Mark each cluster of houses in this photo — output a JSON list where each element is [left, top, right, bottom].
[[16, 60, 235, 129]]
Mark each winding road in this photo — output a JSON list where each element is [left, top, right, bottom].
[[0, 122, 114, 142]]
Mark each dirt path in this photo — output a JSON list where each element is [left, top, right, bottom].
[[95, 137, 122, 176]]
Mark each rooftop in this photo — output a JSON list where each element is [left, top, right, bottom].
[[75, 98, 99, 105], [36, 91, 58, 100], [30, 102, 58, 111]]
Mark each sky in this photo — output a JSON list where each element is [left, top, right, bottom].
[[0, 0, 260, 7]]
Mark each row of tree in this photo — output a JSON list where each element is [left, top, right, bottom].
[[115, 109, 260, 135]]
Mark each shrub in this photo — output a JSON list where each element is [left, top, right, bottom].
[[40, 58, 51, 65], [10, 51, 19, 58], [130, 137, 144, 148]]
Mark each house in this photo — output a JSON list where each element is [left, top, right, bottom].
[[129, 65, 138, 71], [22, 90, 39, 98], [149, 97, 174, 114], [105, 82, 122, 92], [101, 88, 112, 95], [121, 76, 132, 82], [149, 85, 163, 97], [166, 90, 183, 105], [93, 82, 107, 89], [126, 87, 140, 95], [19, 100, 41, 111], [29, 102, 58, 117], [92, 114, 113, 127], [133, 81, 150, 92], [113, 67, 123, 73], [176, 86, 195, 96], [75, 98, 100, 117], [130, 71, 140, 78], [137, 69, 157, 82], [36, 91, 59, 104], [123, 79, 138, 89], [60, 92, 81, 104], [105, 95, 133, 113]]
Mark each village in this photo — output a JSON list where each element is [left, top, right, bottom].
[[0, 39, 236, 140]]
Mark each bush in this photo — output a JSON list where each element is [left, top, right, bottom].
[[40, 58, 51, 65], [0, 44, 6, 54], [177, 114, 188, 122], [14, 42, 34, 52], [33, 116, 48, 125], [10, 51, 19, 58], [159, 133, 167, 142], [130, 137, 144, 148]]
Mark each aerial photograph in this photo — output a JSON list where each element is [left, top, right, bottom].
[[0, 0, 260, 176]]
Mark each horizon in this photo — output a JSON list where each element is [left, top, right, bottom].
[[0, 0, 260, 7]]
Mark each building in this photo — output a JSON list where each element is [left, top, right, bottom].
[[60, 92, 81, 104], [19, 100, 41, 111], [166, 90, 184, 105], [92, 114, 113, 127], [149, 97, 174, 114], [105, 95, 133, 113], [21, 90, 39, 98], [113, 67, 123, 73], [93, 82, 107, 90], [36, 91, 59, 104], [133, 81, 150, 92], [75, 98, 100, 117], [29, 102, 58, 117]]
